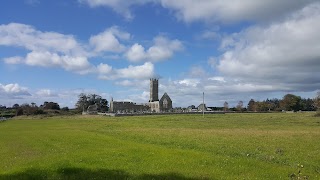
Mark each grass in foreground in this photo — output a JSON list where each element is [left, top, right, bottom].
[[0, 113, 319, 179]]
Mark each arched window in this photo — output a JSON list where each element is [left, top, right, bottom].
[[163, 99, 168, 109]]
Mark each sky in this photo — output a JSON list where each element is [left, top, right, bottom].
[[1, 0, 320, 108]]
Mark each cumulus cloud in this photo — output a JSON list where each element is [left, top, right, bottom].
[[98, 62, 155, 80], [216, 2, 320, 91], [189, 66, 207, 78], [79, 0, 317, 23], [0, 23, 178, 80], [160, 0, 318, 23], [24, 51, 94, 74], [89, 26, 130, 53], [35, 89, 58, 97], [125, 36, 183, 62], [0, 23, 85, 56], [115, 79, 149, 87], [0, 23, 94, 74], [3, 56, 23, 64], [79, 0, 154, 20], [0, 83, 31, 98]]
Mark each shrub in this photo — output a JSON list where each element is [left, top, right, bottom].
[[16, 108, 24, 116]]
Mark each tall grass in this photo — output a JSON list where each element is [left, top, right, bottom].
[[0, 113, 319, 179]]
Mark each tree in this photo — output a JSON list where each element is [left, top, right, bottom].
[[16, 108, 24, 116], [42, 102, 60, 110], [75, 93, 88, 111], [31, 102, 37, 108], [300, 98, 315, 111], [20, 103, 31, 115], [247, 99, 257, 112], [75, 93, 109, 112], [236, 101, 243, 112], [61, 107, 69, 111], [314, 91, 320, 111], [223, 101, 229, 111], [280, 94, 301, 111], [267, 98, 281, 111], [12, 104, 20, 109]]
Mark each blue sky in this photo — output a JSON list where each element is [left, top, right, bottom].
[[1, 0, 320, 108]]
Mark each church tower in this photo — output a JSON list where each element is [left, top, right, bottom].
[[149, 78, 159, 102]]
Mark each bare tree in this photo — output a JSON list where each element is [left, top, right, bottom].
[[314, 91, 320, 110], [247, 99, 257, 112], [236, 101, 243, 112], [223, 101, 229, 112]]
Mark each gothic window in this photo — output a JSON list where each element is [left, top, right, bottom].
[[163, 99, 168, 109]]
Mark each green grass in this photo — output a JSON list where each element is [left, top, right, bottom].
[[0, 113, 319, 179]]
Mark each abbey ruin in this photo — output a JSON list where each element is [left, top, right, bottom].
[[110, 78, 172, 113]]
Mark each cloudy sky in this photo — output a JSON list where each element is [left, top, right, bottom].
[[1, 0, 320, 108]]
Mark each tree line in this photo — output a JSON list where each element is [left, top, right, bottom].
[[0, 93, 110, 117], [1, 92, 319, 116], [0, 101, 68, 116], [75, 93, 109, 112], [224, 92, 320, 112]]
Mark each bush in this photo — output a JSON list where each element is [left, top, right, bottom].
[[16, 108, 24, 116], [61, 107, 69, 111], [34, 109, 46, 115]]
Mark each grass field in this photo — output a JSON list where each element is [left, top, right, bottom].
[[0, 113, 319, 179]]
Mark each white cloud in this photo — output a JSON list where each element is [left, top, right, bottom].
[[0, 23, 178, 80], [216, 2, 320, 91], [208, 76, 226, 83], [189, 66, 207, 78], [35, 89, 57, 97], [89, 26, 130, 53], [79, 0, 154, 20], [0, 23, 85, 56], [79, 0, 317, 23], [127, 91, 150, 102], [0, 23, 94, 74], [125, 43, 147, 62], [98, 62, 155, 80], [3, 56, 23, 64], [161, 0, 318, 23], [115, 79, 149, 87], [199, 30, 219, 40], [0, 83, 30, 97], [176, 78, 200, 87], [207, 57, 217, 69], [24, 51, 94, 74], [125, 36, 183, 62]]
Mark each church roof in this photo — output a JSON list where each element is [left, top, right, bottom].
[[160, 92, 172, 102]]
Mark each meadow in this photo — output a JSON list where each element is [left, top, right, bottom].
[[0, 113, 319, 179]]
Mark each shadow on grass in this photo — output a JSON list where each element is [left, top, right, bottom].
[[0, 167, 209, 180]]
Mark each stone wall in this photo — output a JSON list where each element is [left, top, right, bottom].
[[110, 101, 149, 113]]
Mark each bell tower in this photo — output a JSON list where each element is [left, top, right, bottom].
[[149, 78, 159, 102]]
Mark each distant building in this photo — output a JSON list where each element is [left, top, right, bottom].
[[149, 78, 159, 102], [82, 104, 98, 115], [110, 98, 149, 113], [197, 103, 207, 111], [110, 78, 173, 114], [149, 78, 173, 112], [159, 92, 172, 112]]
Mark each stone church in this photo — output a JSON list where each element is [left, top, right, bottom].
[[110, 78, 172, 113], [149, 78, 172, 112]]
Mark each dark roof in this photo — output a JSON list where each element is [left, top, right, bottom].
[[160, 92, 172, 102]]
